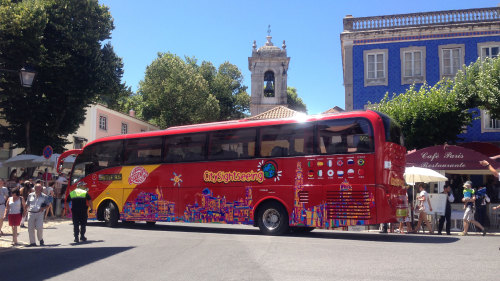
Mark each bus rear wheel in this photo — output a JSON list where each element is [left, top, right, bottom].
[[257, 202, 289, 235], [146, 221, 156, 226], [104, 202, 119, 228]]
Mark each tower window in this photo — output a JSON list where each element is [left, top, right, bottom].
[[263, 71, 275, 97]]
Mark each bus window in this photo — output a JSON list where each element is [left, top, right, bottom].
[[317, 118, 374, 155], [70, 140, 123, 184], [260, 123, 314, 157], [208, 128, 256, 161], [124, 137, 163, 165], [164, 133, 207, 163], [375, 111, 404, 146]]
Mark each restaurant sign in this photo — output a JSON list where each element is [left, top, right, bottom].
[[406, 145, 489, 170]]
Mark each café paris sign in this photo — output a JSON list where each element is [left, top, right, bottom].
[[406, 145, 488, 170]]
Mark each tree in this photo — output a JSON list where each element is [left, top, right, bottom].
[[138, 53, 249, 128], [287, 87, 307, 113], [454, 56, 500, 119], [0, 0, 123, 154], [371, 81, 472, 150]]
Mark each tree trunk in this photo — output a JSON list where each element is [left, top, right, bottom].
[[25, 120, 31, 154]]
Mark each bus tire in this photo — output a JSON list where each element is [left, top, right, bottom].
[[104, 202, 119, 228], [257, 201, 289, 236], [146, 221, 156, 226]]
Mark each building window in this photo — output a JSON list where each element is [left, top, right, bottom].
[[363, 49, 388, 86], [400, 46, 426, 85], [438, 44, 464, 79], [478, 42, 500, 59], [121, 123, 128, 134], [73, 136, 87, 149], [483, 110, 500, 132], [99, 116, 107, 131]]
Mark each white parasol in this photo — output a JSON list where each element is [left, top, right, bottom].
[[2, 154, 39, 168], [404, 166, 448, 185]]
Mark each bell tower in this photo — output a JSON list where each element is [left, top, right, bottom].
[[248, 26, 290, 116]]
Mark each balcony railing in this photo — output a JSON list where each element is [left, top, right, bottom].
[[343, 7, 500, 31]]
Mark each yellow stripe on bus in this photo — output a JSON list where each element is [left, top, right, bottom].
[[93, 165, 161, 212]]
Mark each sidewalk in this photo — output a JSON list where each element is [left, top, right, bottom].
[[0, 217, 70, 250]]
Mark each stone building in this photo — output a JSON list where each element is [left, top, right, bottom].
[[248, 32, 290, 116], [340, 7, 500, 143]]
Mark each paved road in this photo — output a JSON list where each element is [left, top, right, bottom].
[[1, 221, 498, 281]]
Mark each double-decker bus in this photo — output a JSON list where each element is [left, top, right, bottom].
[[58, 110, 406, 235]]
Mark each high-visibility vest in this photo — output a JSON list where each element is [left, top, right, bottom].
[[70, 188, 88, 199]]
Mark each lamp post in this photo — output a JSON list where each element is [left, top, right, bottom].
[[0, 66, 36, 87]]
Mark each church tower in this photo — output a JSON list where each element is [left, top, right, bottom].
[[248, 28, 290, 116]]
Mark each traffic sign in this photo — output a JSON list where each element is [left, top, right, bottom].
[[43, 145, 53, 159]]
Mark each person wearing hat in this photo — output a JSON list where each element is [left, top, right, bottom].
[[459, 181, 486, 236]]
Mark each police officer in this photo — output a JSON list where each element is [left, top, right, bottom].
[[65, 184, 92, 243]]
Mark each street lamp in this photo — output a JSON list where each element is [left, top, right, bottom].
[[0, 66, 36, 87], [19, 67, 36, 87]]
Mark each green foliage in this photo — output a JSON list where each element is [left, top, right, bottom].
[[371, 81, 472, 150], [287, 87, 307, 113], [0, 0, 123, 154], [138, 53, 249, 128], [454, 56, 500, 119]]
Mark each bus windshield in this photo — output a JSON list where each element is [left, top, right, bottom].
[[71, 140, 123, 184]]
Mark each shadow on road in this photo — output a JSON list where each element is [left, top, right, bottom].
[[87, 221, 459, 244], [1, 246, 133, 281]]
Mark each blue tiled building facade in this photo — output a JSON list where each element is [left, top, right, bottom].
[[341, 7, 500, 144]]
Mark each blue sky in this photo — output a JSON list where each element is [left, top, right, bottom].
[[99, 0, 498, 115]]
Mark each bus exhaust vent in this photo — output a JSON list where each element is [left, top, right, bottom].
[[326, 191, 371, 220], [298, 191, 309, 203]]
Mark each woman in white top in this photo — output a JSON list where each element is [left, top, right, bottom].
[[414, 184, 433, 234], [3, 188, 27, 245]]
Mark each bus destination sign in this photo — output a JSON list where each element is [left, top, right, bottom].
[[99, 174, 122, 181]]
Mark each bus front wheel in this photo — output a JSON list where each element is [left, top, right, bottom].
[[104, 202, 119, 228], [257, 202, 289, 235]]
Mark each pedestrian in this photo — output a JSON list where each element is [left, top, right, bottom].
[[459, 181, 486, 236], [3, 188, 27, 245], [26, 182, 49, 246], [0, 179, 9, 236], [399, 193, 413, 234], [414, 184, 433, 234], [438, 184, 454, 235], [42, 168, 52, 187], [65, 185, 93, 243], [43, 181, 55, 220], [6, 169, 18, 194], [475, 186, 490, 228], [19, 181, 32, 228], [479, 160, 500, 211]]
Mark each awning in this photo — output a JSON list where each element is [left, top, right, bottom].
[[458, 142, 500, 158], [406, 144, 494, 174]]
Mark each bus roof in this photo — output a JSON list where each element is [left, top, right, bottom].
[[84, 110, 381, 148]]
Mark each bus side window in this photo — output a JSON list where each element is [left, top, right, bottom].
[[260, 123, 313, 157], [318, 118, 373, 155], [165, 133, 207, 163], [208, 128, 256, 161], [124, 137, 162, 165]]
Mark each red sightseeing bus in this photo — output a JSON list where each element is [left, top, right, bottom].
[[58, 110, 406, 235]]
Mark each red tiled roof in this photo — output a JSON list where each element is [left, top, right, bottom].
[[248, 106, 305, 120]]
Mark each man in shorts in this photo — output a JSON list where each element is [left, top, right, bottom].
[[459, 181, 486, 236]]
